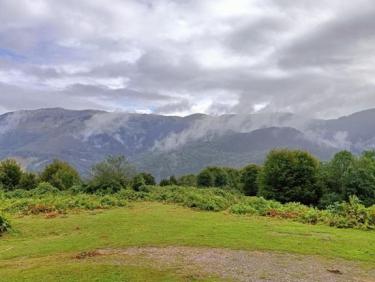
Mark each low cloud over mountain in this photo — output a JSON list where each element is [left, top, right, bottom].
[[1, 108, 374, 179]]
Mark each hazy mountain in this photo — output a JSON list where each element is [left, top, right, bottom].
[[0, 108, 374, 179]]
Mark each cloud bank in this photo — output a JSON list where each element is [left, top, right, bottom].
[[1, 0, 375, 118]]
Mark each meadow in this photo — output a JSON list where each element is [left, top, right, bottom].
[[1, 202, 375, 281]]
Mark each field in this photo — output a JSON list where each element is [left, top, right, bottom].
[[1, 202, 374, 281]]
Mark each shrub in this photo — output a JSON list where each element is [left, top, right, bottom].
[[230, 197, 281, 216], [86, 178, 123, 194], [148, 186, 239, 211], [325, 196, 372, 229], [0, 214, 10, 234], [5, 189, 31, 198], [40, 160, 80, 190], [32, 182, 60, 196]]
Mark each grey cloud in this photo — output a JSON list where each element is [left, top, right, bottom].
[[278, 4, 375, 68], [0, 0, 375, 118]]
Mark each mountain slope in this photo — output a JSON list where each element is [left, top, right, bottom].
[[0, 108, 374, 179]]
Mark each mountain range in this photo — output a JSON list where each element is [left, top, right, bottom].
[[0, 108, 374, 179]]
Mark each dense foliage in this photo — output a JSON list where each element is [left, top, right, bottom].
[[0, 149, 375, 231], [40, 160, 80, 190], [0, 159, 23, 190], [258, 149, 321, 205], [241, 164, 261, 196], [0, 214, 10, 234], [0, 185, 374, 230], [87, 156, 136, 194]]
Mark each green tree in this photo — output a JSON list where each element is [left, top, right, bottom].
[[40, 160, 80, 190], [241, 164, 261, 196], [131, 174, 146, 191], [258, 149, 321, 205], [198, 167, 229, 188], [138, 172, 155, 185], [0, 159, 22, 190], [88, 156, 136, 193], [159, 179, 170, 186], [342, 151, 375, 206], [197, 169, 214, 187], [177, 174, 197, 186], [223, 167, 242, 190], [169, 175, 178, 185], [319, 151, 355, 205], [18, 172, 39, 190]]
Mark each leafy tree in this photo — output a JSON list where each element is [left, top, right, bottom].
[[169, 175, 178, 185], [319, 151, 355, 205], [197, 169, 214, 187], [159, 179, 170, 186], [88, 156, 136, 193], [342, 151, 375, 206], [159, 175, 178, 186], [198, 167, 230, 188], [258, 149, 321, 205], [40, 160, 80, 190], [18, 172, 39, 190], [223, 167, 242, 190], [241, 164, 261, 196], [0, 159, 22, 190], [177, 174, 197, 186], [138, 172, 155, 185], [131, 174, 146, 191]]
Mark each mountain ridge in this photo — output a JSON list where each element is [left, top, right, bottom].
[[1, 108, 375, 179]]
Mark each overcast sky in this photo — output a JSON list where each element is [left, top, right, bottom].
[[1, 0, 375, 117]]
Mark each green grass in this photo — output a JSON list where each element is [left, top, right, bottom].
[[0, 202, 374, 281]]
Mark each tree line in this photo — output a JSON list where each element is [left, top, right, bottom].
[[0, 149, 374, 208]]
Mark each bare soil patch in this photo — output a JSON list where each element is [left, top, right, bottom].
[[78, 246, 375, 282]]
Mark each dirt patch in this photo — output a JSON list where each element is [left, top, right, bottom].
[[74, 250, 102, 260], [83, 246, 375, 282]]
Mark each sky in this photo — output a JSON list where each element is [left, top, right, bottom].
[[1, 0, 375, 118]]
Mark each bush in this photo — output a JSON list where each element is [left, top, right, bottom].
[[32, 182, 60, 196], [148, 185, 239, 211], [40, 160, 80, 190], [325, 196, 372, 229], [86, 178, 123, 194], [230, 197, 281, 216], [0, 214, 10, 234]]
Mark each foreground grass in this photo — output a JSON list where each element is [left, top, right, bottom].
[[0, 202, 374, 280]]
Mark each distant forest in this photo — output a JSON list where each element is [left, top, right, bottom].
[[0, 149, 374, 208]]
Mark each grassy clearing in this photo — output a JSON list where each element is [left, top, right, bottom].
[[0, 202, 374, 277]]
